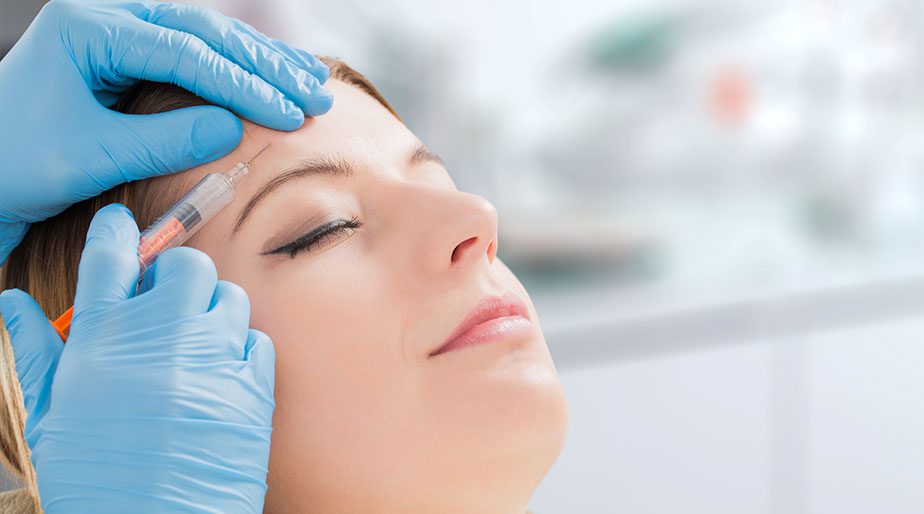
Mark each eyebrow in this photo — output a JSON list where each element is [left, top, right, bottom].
[[231, 142, 444, 235]]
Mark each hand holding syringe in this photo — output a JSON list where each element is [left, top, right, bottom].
[[50, 144, 270, 341]]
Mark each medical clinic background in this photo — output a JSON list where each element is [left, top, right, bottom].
[[3, 0, 924, 512]]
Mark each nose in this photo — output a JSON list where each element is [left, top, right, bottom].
[[444, 193, 498, 270], [416, 190, 499, 274]]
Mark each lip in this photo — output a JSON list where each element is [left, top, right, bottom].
[[430, 293, 535, 357]]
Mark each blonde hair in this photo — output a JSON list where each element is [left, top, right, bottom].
[[0, 56, 396, 511]]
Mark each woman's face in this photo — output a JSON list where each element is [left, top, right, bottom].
[[171, 79, 568, 513]]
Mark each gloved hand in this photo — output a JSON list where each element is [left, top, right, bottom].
[[0, 0, 333, 266], [0, 204, 276, 513]]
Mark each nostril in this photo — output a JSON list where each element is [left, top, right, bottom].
[[486, 239, 497, 262], [451, 236, 478, 264]]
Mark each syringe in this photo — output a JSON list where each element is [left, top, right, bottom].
[[50, 144, 270, 342]]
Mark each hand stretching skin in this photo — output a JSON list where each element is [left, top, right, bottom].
[[0, 0, 333, 265]]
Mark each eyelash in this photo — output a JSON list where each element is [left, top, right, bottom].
[[266, 217, 362, 258]]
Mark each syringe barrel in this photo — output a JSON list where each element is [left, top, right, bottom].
[[138, 173, 235, 272], [173, 173, 235, 229]]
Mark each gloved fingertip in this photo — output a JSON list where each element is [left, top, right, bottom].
[[0, 288, 21, 323], [87, 202, 138, 238], [301, 54, 330, 84], [256, 100, 304, 132], [192, 109, 244, 162], [304, 86, 334, 117], [311, 66, 330, 85], [284, 99, 305, 122], [86, 203, 138, 237], [0, 289, 59, 353], [106, 203, 135, 219], [0, 288, 33, 318]]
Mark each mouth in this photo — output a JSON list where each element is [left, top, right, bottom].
[[429, 292, 536, 357]]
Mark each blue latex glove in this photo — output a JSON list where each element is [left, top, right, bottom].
[[0, 204, 276, 513], [0, 0, 333, 266]]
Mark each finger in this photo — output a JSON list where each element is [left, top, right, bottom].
[[207, 280, 251, 359], [113, 18, 305, 131], [0, 221, 30, 268], [244, 329, 276, 396], [146, 247, 218, 317], [73, 204, 141, 310], [227, 17, 330, 84], [142, 4, 333, 115], [100, 106, 242, 185], [133, 0, 329, 83], [0, 289, 62, 446]]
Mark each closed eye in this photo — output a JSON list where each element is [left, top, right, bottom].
[[262, 217, 362, 258]]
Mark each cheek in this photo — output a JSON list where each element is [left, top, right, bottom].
[[248, 260, 402, 391], [238, 257, 428, 454]]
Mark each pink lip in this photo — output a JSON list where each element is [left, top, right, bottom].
[[430, 293, 535, 357]]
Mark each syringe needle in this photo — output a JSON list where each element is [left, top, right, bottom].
[[245, 143, 271, 166]]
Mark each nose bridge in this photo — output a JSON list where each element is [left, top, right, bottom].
[[390, 181, 498, 276]]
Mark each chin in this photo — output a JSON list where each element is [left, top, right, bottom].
[[493, 334, 569, 464], [426, 330, 569, 481]]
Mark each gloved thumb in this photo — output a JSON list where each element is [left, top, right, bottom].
[[73, 203, 141, 312], [0, 288, 62, 445], [101, 106, 243, 186]]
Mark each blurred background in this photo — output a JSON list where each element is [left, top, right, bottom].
[[4, 0, 924, 512]]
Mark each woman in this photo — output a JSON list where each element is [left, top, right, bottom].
[[0, 56, 569, 513]]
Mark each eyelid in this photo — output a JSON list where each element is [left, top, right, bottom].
[[262, 217, 361, 258], [259, 211, 332, 254]]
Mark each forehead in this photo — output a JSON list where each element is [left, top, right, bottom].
[[239, 79, 411, 170], [157, 78, 411, 201]]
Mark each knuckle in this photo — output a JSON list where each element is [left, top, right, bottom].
[[247, 329, 276, 360], [215, 280, 249, 309]]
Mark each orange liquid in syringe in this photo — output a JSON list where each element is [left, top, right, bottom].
[[138, 217, 187, 272]]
